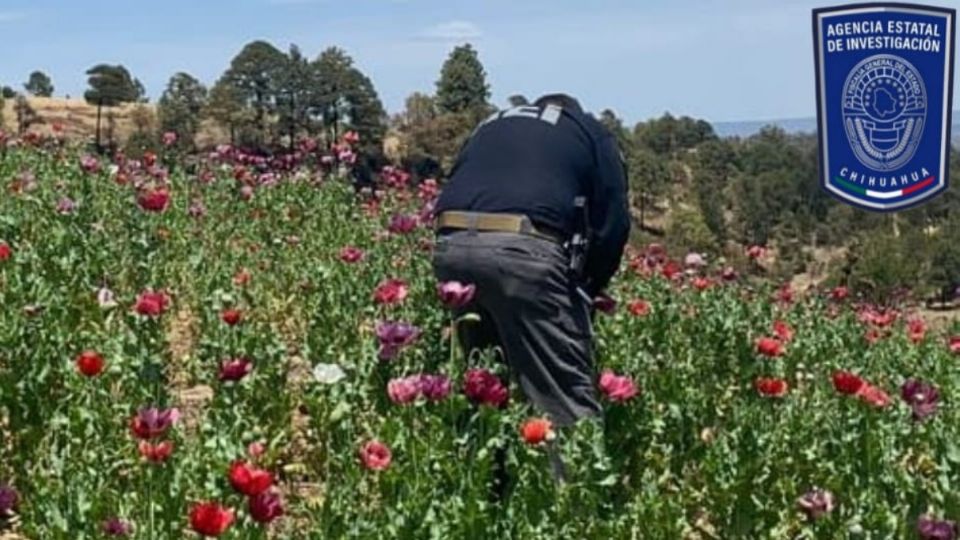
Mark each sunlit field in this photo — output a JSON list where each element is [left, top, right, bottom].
[[0, 133, 959, 539]]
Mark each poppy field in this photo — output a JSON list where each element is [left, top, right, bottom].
[[1, 132, 960, 539]]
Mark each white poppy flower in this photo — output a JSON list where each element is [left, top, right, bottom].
[[313, 363, 346, 385]]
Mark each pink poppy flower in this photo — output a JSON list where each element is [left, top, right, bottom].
[[359, 440, 391, 471], [387, 376, 421, 405], [339, 246, 364, 264], [598, 370, 639, 402]]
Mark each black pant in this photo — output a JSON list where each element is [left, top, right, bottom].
[[432, 231, 601, 427]]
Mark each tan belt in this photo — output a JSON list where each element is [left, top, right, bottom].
[[436, 211, 563, 243]]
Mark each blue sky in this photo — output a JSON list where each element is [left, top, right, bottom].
[[1, 0, 958, 124]]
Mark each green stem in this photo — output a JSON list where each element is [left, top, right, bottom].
[[144, 464, 155, 540], [449, 315, 458, 366]]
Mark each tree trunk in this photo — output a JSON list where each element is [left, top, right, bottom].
[[639, 191, 646, 231], [95, 99, 103, 152]]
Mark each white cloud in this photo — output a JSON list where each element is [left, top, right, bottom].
[[0, 12, 24, 22], [417, 21, 482, 42]]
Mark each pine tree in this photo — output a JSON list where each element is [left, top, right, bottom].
[[23, 71, 54, 97], [157, 72, 208, 149], [222, 40, 287, 144], [309, 47, 386, 151], [435, 44, 490, 116], [205, 78, 251, 145], [275, 44, 314, 147], [83, 64, 140, 149]]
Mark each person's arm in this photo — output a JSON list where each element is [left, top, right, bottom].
[[583, 133, 630, 296]]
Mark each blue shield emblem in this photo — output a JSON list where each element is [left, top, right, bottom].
[[813, 3, 955, 211]]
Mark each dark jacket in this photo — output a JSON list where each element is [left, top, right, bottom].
[[435, 103, 631, 294]]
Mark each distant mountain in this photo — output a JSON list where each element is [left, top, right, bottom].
[[713, 113, 960, 146]]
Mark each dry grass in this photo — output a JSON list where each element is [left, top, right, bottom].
[[1, 96, 227, 147], [1, 97, 145, 142]]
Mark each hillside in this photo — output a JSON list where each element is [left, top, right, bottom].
[[713, 113, 960, 145], [1, 97, 146, 142], [1, 97, 227, 148]]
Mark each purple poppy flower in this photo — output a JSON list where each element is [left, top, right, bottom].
[[796, 488, 835, 520], [80, 155, 100, 174], [249, 489, 284, 523], [188, 200, 207, 218], [418, 374, 452, 402], [56, 197, 77, 215], [901, 379, 940, 421], [130, 407, 180, 440], [375, 321, 421, 361], [102, 517, 134, 536], [0, 484, 18, 516], [593, 293, 617, 315], [918, 515, 958, 540], [437, 281, 476, 309]]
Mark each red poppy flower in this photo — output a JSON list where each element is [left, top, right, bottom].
[[832, 371, 865, 395], [138, 440, 174, 463], [661, 260, 682, 280], [228, 461, 273, 496], [75, 350, 105, 377], [189, 502, 234, 537], [143, 151, 158, 168], [233, 268, 252, 287], [135, 291, 169, 317], [950, 336, 960, 355], [907, 318, 926, 344], [692, 277, 712, 291], [463, 369, 509, 408], [755, 337, 785, 358], [775, 284, 794, 304], [773, 320, 794, 343], [746, 245, 765, 259], [220, 309, 243, 326], [137, 187, 170, 213], [0, 242, 11, 262], [830, 286, 849, 301], [754, 377, 789, 398], [520, 418, 554, 445], [864, 328, 884, 345], [373, 279, 408, 306], [359, 440, 392, 471], [628, 299, 651, 317]]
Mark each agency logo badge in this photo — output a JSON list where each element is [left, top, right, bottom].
[[813, 3, 955, 211]]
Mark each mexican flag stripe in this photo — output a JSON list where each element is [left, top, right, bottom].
[[833, 176, 935, 200]]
